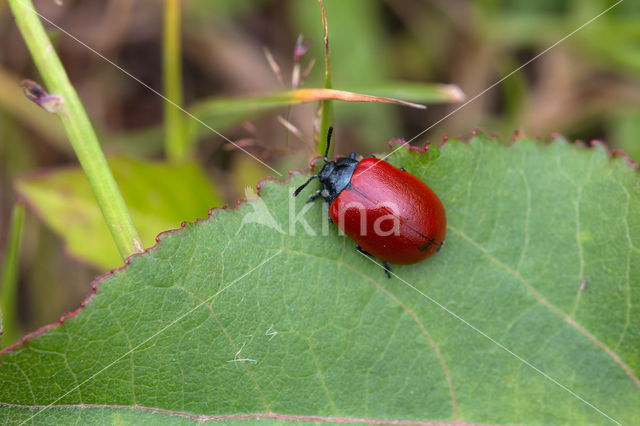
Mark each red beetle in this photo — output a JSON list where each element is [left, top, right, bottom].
[[294, 127, 446, 277]]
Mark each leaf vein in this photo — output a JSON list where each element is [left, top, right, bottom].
[[449, 225, 640, 387]]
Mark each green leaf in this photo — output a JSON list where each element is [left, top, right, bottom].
[[1, 135, 639, 424], [15, 157, 222, 270]]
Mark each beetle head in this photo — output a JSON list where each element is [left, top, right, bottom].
[[293, 127, 359, 202]]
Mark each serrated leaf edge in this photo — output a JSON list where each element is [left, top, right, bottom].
[[2, 133, 637, 362]]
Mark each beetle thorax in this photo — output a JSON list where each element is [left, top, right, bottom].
[[318, 157, 358, 202]]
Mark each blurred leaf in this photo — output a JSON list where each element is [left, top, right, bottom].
[[0, 68, 68, 152], [609, 109, 640, 161], [292, 0, 388, 86], [499, 0, 569, 14], [348, 82, 466, 104], [184, 0, 262, 23], [1, 135, 639, 424], [187, 87, 428, 145], [104, 126, 165, 157], [292, 0, 397, 147], [291, 88, 426, 108], [0, 113, 36, 174], [0, 202, 25, 347], [15, 157, 222, 270], [478, 14, 570, 46], [497, 56, 528, 133], [317, 0, 334, 157], [231, 155, 273, 200], [476, 4, 640, 74], [577, 27, 640, 75]]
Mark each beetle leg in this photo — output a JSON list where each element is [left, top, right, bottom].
[[382, 261, 392, 278], [355, 244, 373, 257], [369, 154, 377, 158], [324, 202, 333, 223], [306, 191, 321, 203], [356, 245, 392, 278], [437, 240, 445, 252], [400, 167, 407, 172], [294, 174, 319, 197], [418, 237, 435, 252]]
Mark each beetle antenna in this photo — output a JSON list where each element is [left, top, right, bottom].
[[323, 126, 333, 161], [294, 174, 319, 196]]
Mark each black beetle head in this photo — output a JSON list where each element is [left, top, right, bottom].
[[293, 127, 358, 202]]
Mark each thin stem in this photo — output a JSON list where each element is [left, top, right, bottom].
[[163, 0, 186, 161], [1, 202, 25, 347], [8, 0, 143, 259], [317, 0, 333, 157]]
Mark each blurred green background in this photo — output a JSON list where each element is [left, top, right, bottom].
[[1, 0, 639, 341]]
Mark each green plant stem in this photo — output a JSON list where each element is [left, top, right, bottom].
[[317, 0, 333, 157], [8, 0, 143, 259], [1, 202, 25, 347], [163, 0, 186, 161]]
